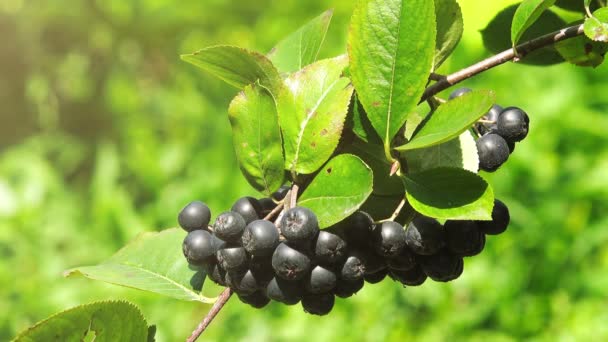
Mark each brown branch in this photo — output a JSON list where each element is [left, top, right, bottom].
[[263, 202, 284, 221], [421, 24, 585, 103], [186, 288, 233, 342]]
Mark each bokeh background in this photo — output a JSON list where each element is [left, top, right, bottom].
[[1, 0, 607, 340]]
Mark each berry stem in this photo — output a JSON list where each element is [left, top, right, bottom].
[[263, 201, 285, 221], [186, 288, 233, 342], [420, 24, 584, 102], [289, 183, 300, 209]]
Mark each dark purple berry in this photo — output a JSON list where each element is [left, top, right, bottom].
[[313, 230, 348, 265], [339, 252, 366, 281], [231, 197, 262, 224], [387, 247, 417, 271], [476, 104, 502, 135], [302, 293, 335, 316], [497, 107, 529, 142], [333, 278, 364, 298], [405, 217, 445, 256], [271, 243, 312, 281], [272, 185, 290, 202], [364, 269, 388, 284], [359, 250, 386, 275], [265, 277, 303, 305], [341, 211, 374, 246], [216, 246, 248, 271], [178, 201, 211, 232], [237, 291, 270, 309], [226, 269, 262, 295], [305, 265, 337, 294], [372, 221, 407, 257], [478, 199, 510, 235], [280, 207, 319, 244], [507, 141, 516, 154], [213, 211, 246, 242], [258, 198, 277, 216], [419, 249, 464, 282], [477, 133, 510, 172], [204, 261, 227, 287], [389, 265, 427, 286], [182, 230, 222, 265], [444, 220, 486, 257], [242, 220, 280, 256]]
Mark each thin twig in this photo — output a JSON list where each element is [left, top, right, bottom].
[[420, 24, 585, 103], [186, 288, 233, 342], [429, 72, 447, 81], [263, 201, 284, 221], [290, 184, 299, 209]]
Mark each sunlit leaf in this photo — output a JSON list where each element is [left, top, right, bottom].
[[511, 0, 557, 46], [434, 0, 464, 69], [584, 8, 608, 42]]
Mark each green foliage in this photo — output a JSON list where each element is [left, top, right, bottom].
[[404, 131, 479, 174], [348, 0, 436, 158], [298, 154, 373, 228], [511, 0, 557, 46], [397, 90, 495, 151], [403, 168, 494, 220], [14, 301, 151, 342], [434, 0, 464, 70], [228, 84, 285, 195], [555, 35, 608, 66], [268, 10, 334, 73], [278, 55, 353, 175], [584, 8, 608, 42], [65, 229, 216, 303]]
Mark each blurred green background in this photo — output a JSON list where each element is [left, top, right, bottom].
[[1, 0, 607, 341]]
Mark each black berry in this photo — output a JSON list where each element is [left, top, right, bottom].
[[339, 252, 366, 281], [242, 220, 280, 256], [226, 269, 262, 295], [258, 198, 277, 216], [497, 107, 529, 142], [272, 185, 290, 202], [419, 249, 464, 282], [213, 211, 246, 242], [313, 230, 348, 265], [182, 230, 222, 265], [302, 293, 335, 316], [358, 250, 386, 275], [237, 291, 270, 309], [178, 201, 211, 232], [216, 246, 248, 271], [477, 133, 510, 172], [341, 211, 374, 246], [478, 199, 510, 235], [405, 216, 445, 256], [265, 277, 303, 305], [333, 278, 364, 298], [444, 220, 486, 257], [305, 265, 337, 294], [389, 265, 427, 286], [507, 141, 516, 154], [204, 261, 227, 287], [280, 207, 319, 244], [372, 221, 407, 257], [271, 243, 312, 281], [387, 247, 417, 271], [364, 269, 388, 284], [476, 104, 502, 135], [231, 197, 262, 224]]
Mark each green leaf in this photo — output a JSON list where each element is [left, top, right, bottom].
[[555, 34, 607, 67], [348, 0, 436, 155], [298, 154, 373, 228], [584, 8, 608, 42], [511, 0, 557, 46], [403, 167, 494, 220], [555, 0, 598, 12], [396, 90, 495, 151], [482, 5, 566, 65], [268, 10, 333, 73], [14, 301, 150, 342], [277, 55, 354, 175], [434, 0, 464, 69], [404, 130, 479, 173], [228, 84, 286, 195], [65, 228, 216, 303], [350, 95, 382, 144], [181, 46, 282, 92]]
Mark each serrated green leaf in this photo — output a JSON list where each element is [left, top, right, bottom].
[[396, 90, 495, 151], [181, 46, 282, 92], [14, 301, 150, 342], [65, 228, 216, 303], [277, 55, 354, 175], [584, 8, 608, 42], [404, 167, 494, 220], [511, 0, 557, 46], [268, 10, 333, 73], [404, 130, 479, 173], [555, 34, 607, 67], [298, 154, 373, 228], [482, 5, 566, 65], [228, 84, 285, 195], [434, 0, 464, 69], [350, 95, 382, 144], [348, 0, 436, 156]]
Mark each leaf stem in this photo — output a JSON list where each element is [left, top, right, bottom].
[[186, 288, 233, 342], [420, 24, 585, 102]]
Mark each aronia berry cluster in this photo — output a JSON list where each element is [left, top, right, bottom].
[[179, 188, 510, 316]]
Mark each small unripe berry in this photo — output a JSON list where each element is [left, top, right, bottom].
[[405, 217, 445, 255], [477, 133, 510, 172], [231, 197, 262, 224], [178, 201, 211, 232], [497, 107, 530, 142]]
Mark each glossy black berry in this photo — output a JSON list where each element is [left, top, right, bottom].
[[507, 141, 516, 154], [242, 220, 280, 256], [389, 265, 427, 286], [333, 278, 364, 298], [444, 220, 486, 257], [313, 230, 348, 265], [477, 133, 510, 172], [237, 291, 270, 309], [339, 252, 366, 281], [280, 207, 319, 244], [216, 246, 248, 271], [341, 211, 374, 246], [372, 221, 407, 257], [265, 277, 303, 305], [358, 250, 386, 275], [231, 197, 262, 224], [305, 265, 337, 294], [387, 247, 417, 271], [258, 198, 277, 216], [419, 249, 464, 282], [226, 269, 261, 295], [204, 261, 227, 287], [178, 201, 211, 232], [478, 199, 510, 235], [448, 87, 472, 100], [302, 293, 335, 316], [364, 269, 388, 284], [213, 211, 246, 242], [272, 185, 290, 202], [182, 230, 222, 265], [476, 104, 502, 135], [405, 216, 445, 256], [272, 243, 312, 281], [497, 107, 529, 142]]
